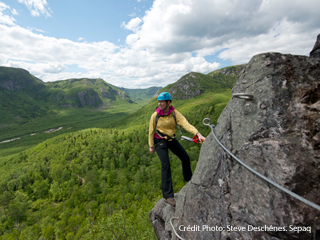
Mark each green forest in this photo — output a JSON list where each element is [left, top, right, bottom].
[[0, 68, 240, 239]]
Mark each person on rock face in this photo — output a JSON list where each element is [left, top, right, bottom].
[[148, 92, 206, 207]]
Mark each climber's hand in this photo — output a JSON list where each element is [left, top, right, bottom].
[[149, 147, 155, 154], [197, 133, 206, 143]]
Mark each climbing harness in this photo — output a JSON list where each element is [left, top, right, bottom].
[[155, 110, 181, 140], [155, 110, 202, 144], [202, 117, 320, 211]]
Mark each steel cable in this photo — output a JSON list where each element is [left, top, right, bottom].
[[202, 118, 320, 211]]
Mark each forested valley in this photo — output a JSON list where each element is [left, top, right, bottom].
[[0, 68, 240, 239]]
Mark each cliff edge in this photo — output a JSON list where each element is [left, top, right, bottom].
[[149, 34, 320, 240]]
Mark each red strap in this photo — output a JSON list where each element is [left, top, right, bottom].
[[193, 135, 203, 144]]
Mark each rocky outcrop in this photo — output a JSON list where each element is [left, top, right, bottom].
[[56, 88, 102, 107], [77, 88, 102, 107], [101, 88, 117, 100], [310, 34, 320, 58], [118, 90, 133, 103], [0, 67, 45, 92], [150, 38, 320, 239], [213, 64, 247, 76], [168, 72, 204, 100]]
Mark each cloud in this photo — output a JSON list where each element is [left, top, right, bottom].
[[17, 0, 52, 17], [0, 2, 17, 25], [0, 0, 320, 89], [0, 24, 117, 63], [11, 8, 18, 15], [3, 60, 66, 74], [122, 17, 142, 32], [0, 23, 119, 82], [27, 27, 45, 33], [125, 0, 320, 60], [218, 20, 320, 63]]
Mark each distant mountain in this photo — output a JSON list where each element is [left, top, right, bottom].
[[0, 67, 48, 124], [118, 86, 162, 102], [0, 67, 159, 125], [159, 64, 246, 100], [0, 66, 46, 92], [45, 78, 133, 108], [112, 64, 246, 130]]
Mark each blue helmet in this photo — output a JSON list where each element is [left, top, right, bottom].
[[157, 92, 172, 101]]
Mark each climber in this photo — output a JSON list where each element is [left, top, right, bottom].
[[148, 92, 206, 207]]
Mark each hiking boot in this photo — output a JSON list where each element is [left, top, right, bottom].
[[165, 198, 176, 207]]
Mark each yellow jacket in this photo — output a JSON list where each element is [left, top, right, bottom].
[[148, 108, 198, 148]]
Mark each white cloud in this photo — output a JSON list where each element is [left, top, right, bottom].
[[0, 24, 119, 81], [27, 27, 45, 33], [11, 8, 18, 15], [122, 17, 142, 32], [17, 0, 52, 17], [3, 60, 66, 74], [0, 2, 17, 26], [0, 0, 320, 89], [126, 0, 320, 59], [218, 21, 320, 63]]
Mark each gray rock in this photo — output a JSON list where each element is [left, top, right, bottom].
[[150, 48, 320, 239], [167, 72, 204, 100], [77, 88, 101, 106], [310, 34, 320, 58], [214, 64, 247, 75]]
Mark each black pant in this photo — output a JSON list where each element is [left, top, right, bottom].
[[154, 138, 192, 199]]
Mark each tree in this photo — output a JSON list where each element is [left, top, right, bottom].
[[32, 180, 49, 199], [8, 201, 28, 226], [119, 153, 126, 169], [0, 191, 13, 221]]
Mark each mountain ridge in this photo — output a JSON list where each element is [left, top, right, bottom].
[[159, 64, 246, 100], [0, 67, 160, 125]]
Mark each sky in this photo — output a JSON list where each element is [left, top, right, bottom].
[[0, 0, 319, 89]]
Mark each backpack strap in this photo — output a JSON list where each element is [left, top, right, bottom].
[[171, 111, 182, 135], [155, 110, 181, 140], [156, 110, 177, 124]]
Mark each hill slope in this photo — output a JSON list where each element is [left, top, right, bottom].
[[0, 67, 48, 125], [113, 65, 245, 131], [0, 67, 160, 148], [1, 67, 159, 126], [159, 65, 246, 101], [119, 86, 162, 102], [46, 78, 134, 109], [0, 65, 244, 239]]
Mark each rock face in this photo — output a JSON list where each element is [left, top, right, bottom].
[[77, 88, 102, 107], [168, 72, 204, 100], [310, 34, 320, 58], [213, 64, 247, 76], [0, 67, 45, 92], [150, 41, 320, 239]]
